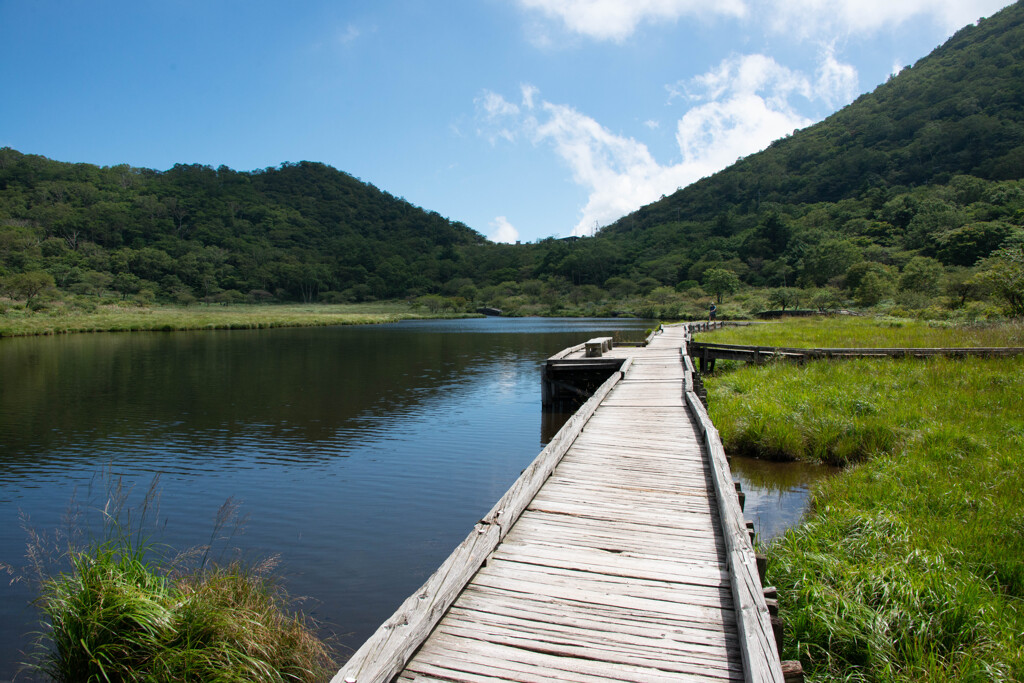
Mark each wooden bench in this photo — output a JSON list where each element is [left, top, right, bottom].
[[584, 336, 614, 357]]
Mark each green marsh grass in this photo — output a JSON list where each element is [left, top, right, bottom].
[[0, 301, 468, 337], [701, 318, 1024, 681], [18, 477, 334, 682], [697, 316, 1024, 349]]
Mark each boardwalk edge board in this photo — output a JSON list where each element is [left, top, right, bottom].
[[685, 390, 783, 683]]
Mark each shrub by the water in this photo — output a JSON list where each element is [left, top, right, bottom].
[[21, 481, 334, 683], [36, 547, 333, 682]]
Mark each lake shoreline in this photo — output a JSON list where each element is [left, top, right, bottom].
[[0, 302, 486, 338]]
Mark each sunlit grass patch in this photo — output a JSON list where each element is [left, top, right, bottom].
[[702, 318, 1024, 680], [696, 316, 1024, 348]]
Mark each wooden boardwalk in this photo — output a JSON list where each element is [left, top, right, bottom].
[[335, 325, 782, 683], [688, 340, 1024, 372]]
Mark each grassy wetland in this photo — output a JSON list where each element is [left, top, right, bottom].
[[696, 318, 1024, 681], [0, 301, 470, 337]]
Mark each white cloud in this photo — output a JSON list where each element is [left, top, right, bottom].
[[521, 84, 540, 109], [478, 90, 520, 119], [516, 0, 1012, 46], [516, 0, 746, 42], [338, 24, 361, 45], [488, 216, 521, 243], [644, 120, 660, 129], [764, 0, 1012, 40], [672, 52, 857, 173], [475, 91, 521, 144], [815, 45, 859, 108], [681, 53, 813, 107], [476, 50, 858, 236], [531, 101, 687, 235]]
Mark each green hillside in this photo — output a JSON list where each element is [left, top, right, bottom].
[[590, 1, 1024, 309], [2, 2, 1024, 318], [0, 152, 487, 304]]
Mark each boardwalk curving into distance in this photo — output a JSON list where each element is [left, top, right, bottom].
[[334, 324, 784, 683]]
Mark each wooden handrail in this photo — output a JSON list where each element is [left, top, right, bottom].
[[688, 341, 1024, 358], [680, 325, 783, 683]]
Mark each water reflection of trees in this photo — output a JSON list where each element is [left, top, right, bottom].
[[0, 322, 649, 474]]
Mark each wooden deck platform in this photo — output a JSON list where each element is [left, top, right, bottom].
[[334, 324, 782, 683]]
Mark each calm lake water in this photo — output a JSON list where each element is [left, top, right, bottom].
[[0, 318, 828, 678]]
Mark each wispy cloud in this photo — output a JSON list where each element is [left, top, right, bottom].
[[475, 91, 521, 144], [763, 0, 1010, 40], [488, 216, 521, 243], [338, 23, 361, 45], [477, 50, 858, 236], [815, 45, 859, 107], [516, 0, 1010, 44], [516, 0, 746, 42]]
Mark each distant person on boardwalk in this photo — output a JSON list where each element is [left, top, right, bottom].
[[709, 303, 717, 321]]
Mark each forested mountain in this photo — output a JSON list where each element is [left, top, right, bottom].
[[2, 1, 1023, 316], [589, 0, 1024, 302], [0, 152, 488, 304]]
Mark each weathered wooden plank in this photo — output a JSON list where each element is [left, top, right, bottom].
[[347, 324, 782, 683], [468, 571, 736, 626], [511, 507, 726, 544], [501, 517, 726, 549], [531, 487, 719, 517], [479, 557, 735, 607], [433, 621, 742, 678], [548, 342, 586, 360], [444, 600, 737, 658], [415, 631, 733, 683], [454, 591, 738, 655], [526, 497, 721, 530], [687, 341, 1024, 363], [490, 541, 731, 584], [506, 522, 728, 559], [442, 605, 737, 665]]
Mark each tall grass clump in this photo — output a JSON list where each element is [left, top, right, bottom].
[[702, 318, 1024, 681], [21, 477, 334, 682]]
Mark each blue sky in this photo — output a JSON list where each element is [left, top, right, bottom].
[[0, 0, 1013, 243]]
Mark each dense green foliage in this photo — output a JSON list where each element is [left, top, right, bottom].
[[0, 151, 487, 304], [3, 4, 1024, 318], [703, 319, 1024, 681]]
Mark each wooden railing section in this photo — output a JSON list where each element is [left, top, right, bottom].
[[674, 324, 784, 682], [688, 340, 1024, 372]]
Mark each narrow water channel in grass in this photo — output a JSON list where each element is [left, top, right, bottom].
[[728, 456, 838, 542], [0, 318, 832, 678]]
